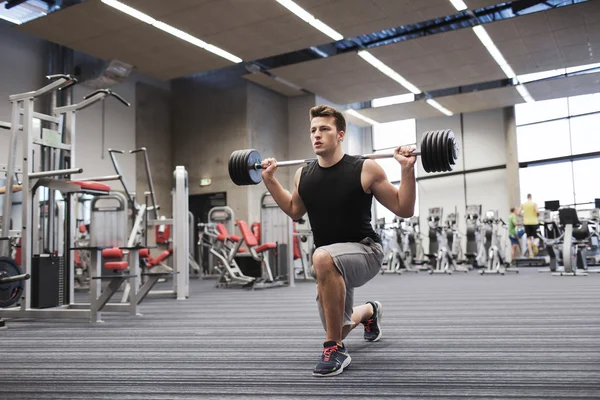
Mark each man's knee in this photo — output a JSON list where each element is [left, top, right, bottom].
[[312, 249, 337, 277]]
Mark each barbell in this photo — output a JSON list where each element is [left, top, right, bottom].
[[228, 129, 459, 186]]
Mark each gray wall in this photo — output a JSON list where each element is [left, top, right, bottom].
[[171, 68, 250, 222], [0, 21, 48, 164], [72, 79, 136, 190], [417, 108, 511, 253], [247, 83, 289, 224], [0, 18, 169, 196], [135, 81, 173, 218], [287, 94, 317, 189]]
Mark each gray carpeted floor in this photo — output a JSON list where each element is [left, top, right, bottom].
[[1, 269, 599, 399]]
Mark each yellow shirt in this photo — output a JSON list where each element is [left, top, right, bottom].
[[521, 201, 538, 225]]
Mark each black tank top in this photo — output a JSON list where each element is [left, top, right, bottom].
[[298, 154, 381, 248]]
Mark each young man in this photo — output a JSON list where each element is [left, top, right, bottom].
[[518, 194, 539, 259], [508, 207, 521, 261], [260, 105, 416, 377]]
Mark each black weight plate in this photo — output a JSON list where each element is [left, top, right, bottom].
[[421, 131, 431, 173], [0, 257, 24, 308], [442, 130, 452, 171], [441, 130, 451, 172], [239, 150, 251, 185], [438, 130, 449, 172], [238, 150, 251, 185], [436, 130, 446, 172], [430, 130, 442, 172], [234, 150, 248, 186], [233, 150, 246, 186], [426, 130, 437, 173], [246, 150, 263, 185], [228, 150, 242, 185]]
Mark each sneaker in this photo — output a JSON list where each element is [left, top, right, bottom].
[[363, 301, 383, 342], [312, 341, 351, 377]]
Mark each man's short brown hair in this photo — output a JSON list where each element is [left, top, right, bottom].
[[309, 105, 346, 133]]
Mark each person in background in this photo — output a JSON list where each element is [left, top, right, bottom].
[[508, 207, 521, 262], [518, 194, 539, 259]]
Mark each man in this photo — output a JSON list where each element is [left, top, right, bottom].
[[518, 194, 539, 259], [260, 105, 416, 377], [508, 207, 521, 261]]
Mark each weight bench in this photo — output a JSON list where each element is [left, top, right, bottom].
[[237, 220, 286, 289], [121, 247, 178, 302], [69, 246, 141, 323]]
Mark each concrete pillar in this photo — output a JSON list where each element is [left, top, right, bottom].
[[504, 106, 521, 208]]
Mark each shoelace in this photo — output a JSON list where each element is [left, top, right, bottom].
[[365, 318, 374, 332], [322, 345, 339, 362]]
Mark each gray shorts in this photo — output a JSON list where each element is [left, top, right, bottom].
[[315, 237, 384, 330]]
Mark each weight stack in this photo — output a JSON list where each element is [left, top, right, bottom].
[[31, 254, 67, 309], [268, 243, 288, 279]]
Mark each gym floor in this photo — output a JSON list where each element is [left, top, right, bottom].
[[1, 270, 599, 399]]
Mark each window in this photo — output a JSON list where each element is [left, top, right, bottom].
[[570, 114, 600, 155], [517, 119, 570, 162], [371, 118, 419, 224], [568, 93, 600, 116], [374, 183, 420, 225], [516, 90, 600, 208], [515, 97, 568, 125], [372, 119, 416, 151], [572, 158, 600, 207], [519, 163, 574, 207]]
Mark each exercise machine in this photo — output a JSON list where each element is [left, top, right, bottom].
[[480, 211, 518, 275], [405, 216, 426, 268], [428, 207, 468, 275], [0, 76, 149, 324], [548, 208, 591, 276], [465, 205, 486, 268], [445, 211, 466, 265]]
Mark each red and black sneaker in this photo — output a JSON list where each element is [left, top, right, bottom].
[[312, 341, 351, 377], [363, 301, 383, 342]]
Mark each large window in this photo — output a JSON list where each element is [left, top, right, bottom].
[[516, 93, 600, 208], [371, 119, 419, 223]]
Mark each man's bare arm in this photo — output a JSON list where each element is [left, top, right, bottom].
[[262, 163, 306, 220]]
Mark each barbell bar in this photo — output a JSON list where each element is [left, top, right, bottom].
[[228, 129, 459, 186]]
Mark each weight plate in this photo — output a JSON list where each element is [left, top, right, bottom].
[[228, 150, 243, 185], [421, 131, 431, 173], [237, 150, 250, 185], [246, 150, 263, 185], [0, 257, 25, 308], [438, 130, 450, 171], [432, 130, 443, 172], [448, 130, 459, 166], [443, 130, 451, 170], [234, 150, 245, 186], [427, 131, 435, 172]]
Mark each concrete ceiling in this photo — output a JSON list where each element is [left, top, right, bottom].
[[358, 100, 443, 123], [485, 0, 600, 75], [243, 73, 305, 97], [357, 86, 524, 123], [293, 0, 507, 40], [269, 52, 410, 104], [368, 28, 507, 92], [17, 0, 332, 80], [12, 0, 600, 118], [526, 71, 600, 101], [435, 86, 524, 113]]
